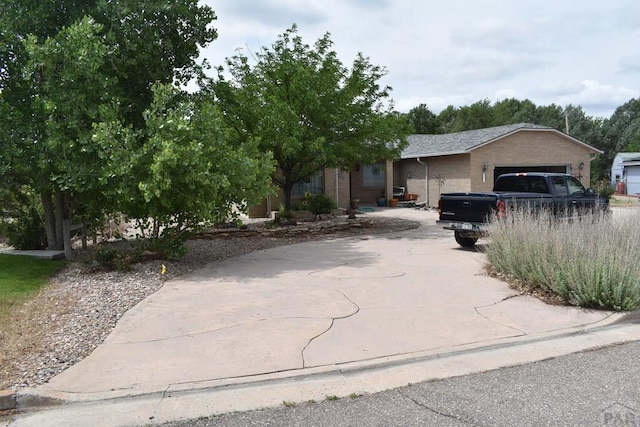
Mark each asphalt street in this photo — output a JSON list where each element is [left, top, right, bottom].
[[160, 338, 640, 427]]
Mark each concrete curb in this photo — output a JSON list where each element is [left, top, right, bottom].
[[0, 390, 16, 411], [8, 322, 640, 427], [14, 315, 635, 409]]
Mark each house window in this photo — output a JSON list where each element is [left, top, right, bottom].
[[292, 171, 324, 196], [363, 162, 385, 187]]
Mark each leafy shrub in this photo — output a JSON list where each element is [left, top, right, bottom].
[[275, 204, 294, 222], [1, 206, 47, 250], [593, 179, 615, 199], [143, 234, 189, 260], [307, 193, 337, 215], [289, 200, 307, 211], [483, 208, 640, 311], [94, 245, 142, 271]]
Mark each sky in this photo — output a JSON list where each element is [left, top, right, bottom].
[[198, 0, 640, 119]]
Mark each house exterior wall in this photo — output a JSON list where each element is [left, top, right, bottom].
[[470, 130, 592, 191], [248, 167, 350, 217], [349, 161, 394, 206], [247, 189, 281, 218], [395, 155, 470, 208], [395, 159, 428, 203], [426, 154, 471, 207], [394, 130, 596, 208], [323, 168, 351, 208]]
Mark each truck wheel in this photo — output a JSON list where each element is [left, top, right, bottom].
[[454, 232, 478, 247]]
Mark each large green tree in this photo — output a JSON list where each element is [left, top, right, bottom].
[[492, 98, 538, 125], [454, 99, 495, 132], [94, 84, 274, 250], [1, 0, 217, 129], [0, 0, 217, 253], [211, 25, 412, 209], [596, 98, 640, 180], [7, 17, 118, 252], [407, 103, 441, 134]]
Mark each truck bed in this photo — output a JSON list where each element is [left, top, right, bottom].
[[438, 191, 552, 223]]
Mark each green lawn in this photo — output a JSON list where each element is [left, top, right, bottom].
[[0, 254, 67, 318]]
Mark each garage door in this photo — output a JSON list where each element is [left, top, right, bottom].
[[494, 165, 568, 184]]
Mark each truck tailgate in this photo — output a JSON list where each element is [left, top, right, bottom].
[[439, 193, 498, 223]]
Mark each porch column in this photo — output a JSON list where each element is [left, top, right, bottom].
[[386, 159, 394, 201]]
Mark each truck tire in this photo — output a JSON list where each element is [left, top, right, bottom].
[[454, 231, 478, 247]]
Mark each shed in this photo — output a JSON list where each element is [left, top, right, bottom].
[[611, 152, 640, 195]]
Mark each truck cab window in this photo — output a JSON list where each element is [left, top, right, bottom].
[[529, 177, 549, 193], [566, 176, 586, 195], [550, 176, 569, 196]]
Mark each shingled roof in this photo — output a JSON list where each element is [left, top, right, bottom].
[[401, 123, 601, 159]]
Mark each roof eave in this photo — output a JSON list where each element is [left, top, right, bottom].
[[401, 150, 468, 160]]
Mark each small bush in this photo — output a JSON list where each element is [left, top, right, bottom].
[[143, 234, 189, 260], [276, 204, 292, 218], [307, 193, 337, 215], [593, 179, 615, 199], [1, 206, 47, 250], [289, 200, 307, 211], [94, 246, 142, 271], [483, 208, 640, 311]]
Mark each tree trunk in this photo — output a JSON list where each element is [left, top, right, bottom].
[[54, 189, 65, 250], [282, 182, 294, 211], [57, 191, 74, 258], [41, 191, 59, 250]]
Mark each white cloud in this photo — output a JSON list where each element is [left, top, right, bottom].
[[559, 80, 640, 117], [200, 0, 640, 119]]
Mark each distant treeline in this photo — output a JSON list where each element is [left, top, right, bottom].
[[404, 98, 640, 180]]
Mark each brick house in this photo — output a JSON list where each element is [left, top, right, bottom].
[[249, 123, 602, 216], [394, 123, 602, 208]]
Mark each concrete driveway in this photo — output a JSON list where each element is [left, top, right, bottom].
[[12, 208, 640, 426]]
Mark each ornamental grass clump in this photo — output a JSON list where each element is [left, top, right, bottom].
[[483, 207, 640, 311]]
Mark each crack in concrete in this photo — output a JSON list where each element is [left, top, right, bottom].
[[121, 312, 356, 344], [397, 389, 477, 425], [300, 290, 360, 368], [150, 384, 171, 423], [473, 296, 528, 336]]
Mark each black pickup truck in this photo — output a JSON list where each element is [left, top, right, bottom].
[[437, 173, 609, 247]]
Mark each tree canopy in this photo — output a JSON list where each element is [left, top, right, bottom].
[[93, 84, 274, 247], [406, 104, 441, 134], [0, 1, 232, 255], [211, 25, 412, 209]]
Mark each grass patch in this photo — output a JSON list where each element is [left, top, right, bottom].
[[0, 254, 67, 318], [482, 208, 640, 311]]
